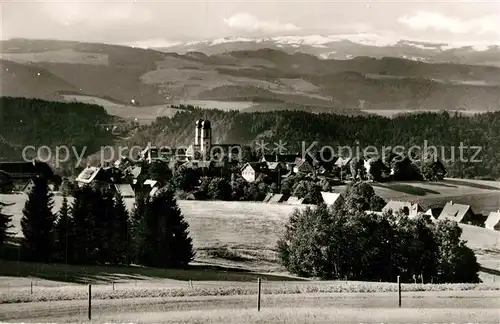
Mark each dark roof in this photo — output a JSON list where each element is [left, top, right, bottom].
[[0, 161, 53, 179], [262, 154, 299, 163], [243, 162, 268, 173]]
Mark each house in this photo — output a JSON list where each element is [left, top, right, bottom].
[[321, 192, 344, 207], [485, 211, 500, 231], [124, 166, 142, 185], [114, 184, 135, 198], [262, 193, 274, 203], [382, 201, 424, 219], [365, 210, 384, 216], [424, 208, 439, 221], [293, 157, 314, 174], [438, 201, 478, 224], [0, 160, 54, 181], [21, 179, 35, 194], [334, 156, 352, 169], [75, 166, 116, 188], [113, 157, 132, 170], [144, 179, 161, 197], [241, 162, 269, 183], [286, 196, 305, 205], [260, 154, 298, 171], [268, 193, 290, 204], [140, 146, 187, 164]]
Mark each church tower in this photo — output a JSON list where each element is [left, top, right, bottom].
[[200, 120, 212, 154], [195, 119, 203, 146]]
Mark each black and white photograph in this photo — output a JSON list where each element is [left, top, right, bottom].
[[0, 0, 499, 323]]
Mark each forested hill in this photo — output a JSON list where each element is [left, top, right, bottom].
[[128, 108, 500, 180], [0, 97, 115, 165]]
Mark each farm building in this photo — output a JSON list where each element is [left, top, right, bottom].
[[293, 158, 314, 174], [114, 184, 135, 198], [321, 192, 343, 207], [485, 211, 500, 231], [286, 196, 305, 205], [240, 162, 269, 183], [267, 193, 290, 204], [0, 160, 54, 181], [75, 166, 119, 188], [21, 179, 35, 194], [382, 200, 424, 218], [438, 201, 483, 225]]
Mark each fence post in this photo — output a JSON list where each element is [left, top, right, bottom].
[[257, 278, 261, 311], [88, 284, 92, 320], [397, 276, 401, 307], [30, 281, 33, 294]]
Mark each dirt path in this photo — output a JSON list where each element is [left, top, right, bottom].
[[1, 291, 499, 322]]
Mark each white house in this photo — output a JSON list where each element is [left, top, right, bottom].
[[240, 162, 268, 183]]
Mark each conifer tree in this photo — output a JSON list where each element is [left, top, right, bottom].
[[0, 201, 13, 248], [111, 192, 131, 264], [130, 190, 148, 264], [53, 195, 73, 264], [71, 186, 97, 264], [20, 177, 56, 262], [137, 186, 195, 268]]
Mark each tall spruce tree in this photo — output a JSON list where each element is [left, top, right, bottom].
[[20, 177, 56, 262], [131, 190, 148, 264], [112, 192, 131, 264], [0, 201, 13, 248], [137, 186, 195, 268], [53, 195, 74, 264], [71, 186, 98, 264]]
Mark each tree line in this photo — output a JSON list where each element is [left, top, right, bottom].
[[278, 182, 481, 283], [128, 108, 500, 180], [0, 177, 194, 268]]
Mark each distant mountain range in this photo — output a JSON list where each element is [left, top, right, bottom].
[[150, 35, 500, 67], [1, 38, 500, 117]]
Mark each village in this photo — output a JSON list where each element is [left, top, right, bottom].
[[1, 119, 499, 232]]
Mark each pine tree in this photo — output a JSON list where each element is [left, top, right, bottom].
[[0, 201, 14, 248], [53, 195, 74, 264], [71, 186, 98, 264], [137, 186, 195, 268], [112, 192, 131, 264], [130, 190, 148, 264], [20, 177, 56, 262]]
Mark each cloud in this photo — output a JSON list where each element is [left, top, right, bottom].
[[223, 13, 301, 33], [398, 11, 500, 35]]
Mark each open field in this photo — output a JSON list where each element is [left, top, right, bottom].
[[62, 95, 182, 124], [2, 186, 499, 282], [364, 109, 490, 118]]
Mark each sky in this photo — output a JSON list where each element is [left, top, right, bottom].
[[1, 0, 500, 46]]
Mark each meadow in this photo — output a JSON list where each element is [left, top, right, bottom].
[[62, 95, 182, 125], [2, 185, 499, 282]]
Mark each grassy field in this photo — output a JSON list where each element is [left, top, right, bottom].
[[62, 95, 182, 124], [1, 190, 499, 282]]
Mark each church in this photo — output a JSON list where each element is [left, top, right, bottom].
[[185, 119, 243, 162], [185, 119, 212, 160]]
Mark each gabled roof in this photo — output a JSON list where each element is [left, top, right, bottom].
[[143, 179, 159, 187], [266, 162, 284, 171], [114, 184, 135, 198], [294, 158, 313, 170], [286, 196, 305, 205], [321, 192, 343, 206], [485, 211, 500, 230], [75, 167, 102, 184], [438, 201, 472, 222], [263, 193, 274, 203], [261, 154, 299, 163], [334, 157, 352, 167], [268, 193, 289, 203], [241, 162, 268, 173], [382, 200, 423, 218]]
